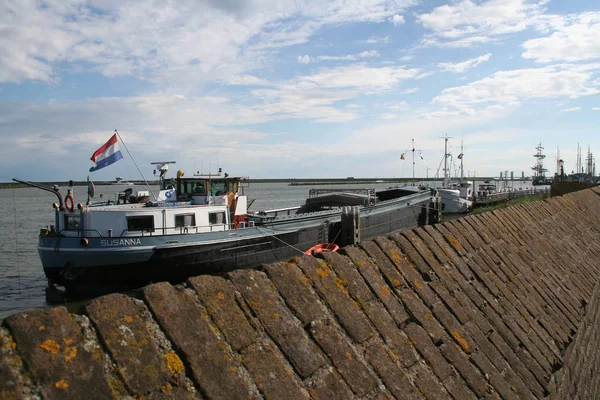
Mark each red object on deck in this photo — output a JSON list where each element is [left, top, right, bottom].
[[304, 243, 340, 256]]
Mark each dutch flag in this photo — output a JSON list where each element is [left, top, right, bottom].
[[89, 133, 123, 172]]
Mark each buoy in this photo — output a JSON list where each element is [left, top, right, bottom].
[[304, 243, 340, 256]]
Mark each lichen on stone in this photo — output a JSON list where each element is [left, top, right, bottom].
[[164, 352, 184, 374]]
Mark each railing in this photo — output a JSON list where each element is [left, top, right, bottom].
[[56, 221, 259, 239]]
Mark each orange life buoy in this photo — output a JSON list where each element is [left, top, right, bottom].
[[65, 193, 75, 212], [304, 243, 339, 256]]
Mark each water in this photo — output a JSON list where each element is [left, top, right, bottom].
[[0, 179, 539, 320]]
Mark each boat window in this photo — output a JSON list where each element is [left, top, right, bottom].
[[193, 181, 206, 194], [127, 215, 155, 232], [175, 214, 196, 227], [64, 215, 80, 230], [210, 181, 227, 196], [209, 212, 225, 225]]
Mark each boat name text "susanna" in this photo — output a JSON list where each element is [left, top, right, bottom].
[[101, 238, 143, 247]]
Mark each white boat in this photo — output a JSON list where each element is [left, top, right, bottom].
[[14, 163, 437, 297]]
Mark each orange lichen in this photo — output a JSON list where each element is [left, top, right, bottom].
[[316, 264, 330, 279], [273, 313, 280, 320], [379, 285, 391, 297], [38, 325, 45, 332], [390, 250, 402, 265], [229, 366, 238, 373], [413, 280, 424, 290], [40, 339, 60, 354], [217, 292, 225, 300], [159, 384, 172, 393], [55, 380, 69, 389], [451, 330, 470, 353], [165, 352, 184, 374], [447, 236, 463, 252], [424, 311, 433, 320], [392, 279, 401, 287], [62, 338, 74, 346], [64, 346, 77, 362], [124, 316, 134, 323], [345, 352, 353, 361], [334, 277, 349, 295]]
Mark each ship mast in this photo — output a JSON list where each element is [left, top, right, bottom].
[[443, 135, 451, 187], [460, 140, 464, 180], [531, 143, 547, 183]]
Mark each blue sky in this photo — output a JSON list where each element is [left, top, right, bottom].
[[1, 0, 599, 181]]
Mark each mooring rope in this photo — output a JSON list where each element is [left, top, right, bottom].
[[12, 188, 22, 295], [254, 226, 305, 254]]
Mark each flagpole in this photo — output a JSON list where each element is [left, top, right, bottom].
[[114, 129, 157, 201]]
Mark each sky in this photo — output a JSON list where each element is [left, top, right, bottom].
[[1, 0, 599, 182]]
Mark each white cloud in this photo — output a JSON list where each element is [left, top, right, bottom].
[[522, 12, 600, 63], [391, 14, 405, 26], [432, 63, 600, 112], [439, 53, 492, 73], [315, 50, 379, 62], [365, 36, 391, 44], [0, 0, 419, 84], [297, 55, 311, 64], [560, 107, 581, 113], [301, 63, 421, 91], [593, 107, 600, 111], [400, 55, 414, 61], [417, 0, 548, 47]]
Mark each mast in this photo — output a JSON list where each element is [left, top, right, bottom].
[[531, 143, 547, 181], [443, 135, 449, 187], [460, 140, 464, 180]]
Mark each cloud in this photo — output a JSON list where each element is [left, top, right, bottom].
[[314, 50, 379, 62], [0, 0, 419, 84], [365, 36, 391, 44], [417, 0, 548, 47], [391, 14, 405, 26], [432, 63, 600, 112], [522, 12, 600, 63], [297, 55, 311, 64], [560, 107, 581, 113], [593, 107, 600, 111], [300, 63, 421, 91], [438, 53, 492, 73]]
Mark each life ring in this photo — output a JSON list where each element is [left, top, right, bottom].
[[65, 193, 75, 212], [304, 243, 339, 256]]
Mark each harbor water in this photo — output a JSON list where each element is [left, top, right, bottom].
[[0, 179, 540, 320]]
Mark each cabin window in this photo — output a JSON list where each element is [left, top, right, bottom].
[[64, 215, 81, 230], [209, 212, 225, 225], [193, 181, 206, 194], [210, 181, 227, 196], [175, 214, 195, 227], [127, 215, 155, 232]]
